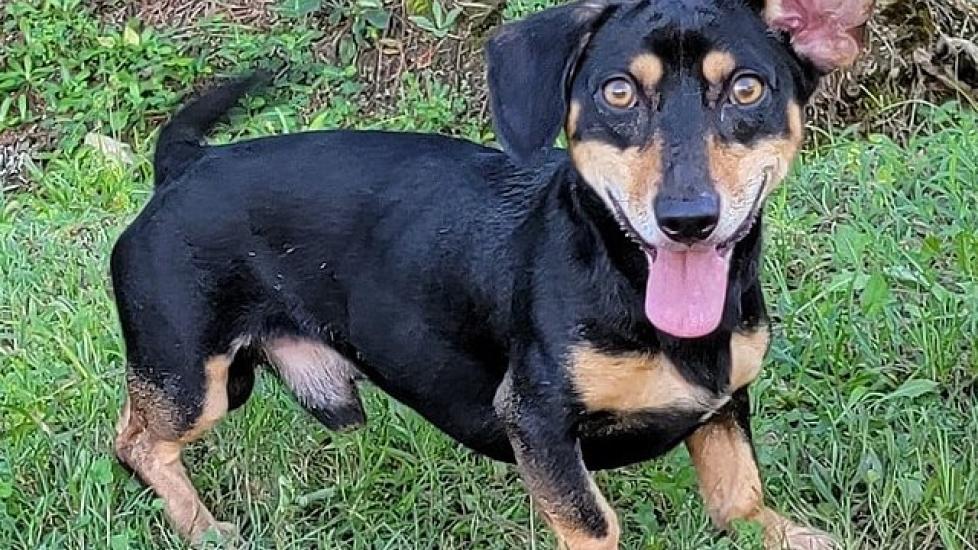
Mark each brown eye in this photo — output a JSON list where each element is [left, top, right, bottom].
[[730, 74, 765, 105], [602, 78, 636, 109]]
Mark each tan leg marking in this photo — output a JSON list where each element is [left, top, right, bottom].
[[534, 476, 620, 550], [729, 326, 769, 392], [686, 418, 837, 550], [686, 417, 765, 527], [115, 356, 235, 543]]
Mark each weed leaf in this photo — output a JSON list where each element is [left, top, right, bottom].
[[277, 0, 323, 18], [884, 379, 939, 401]]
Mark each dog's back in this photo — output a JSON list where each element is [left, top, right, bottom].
[[111, 80, 568, 499]]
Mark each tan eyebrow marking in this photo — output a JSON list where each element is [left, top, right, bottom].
[[702, 50, 736, 85], [629, 53, 664, 92]]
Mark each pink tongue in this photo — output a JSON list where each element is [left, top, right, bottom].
[[645, 248, 731, 338]]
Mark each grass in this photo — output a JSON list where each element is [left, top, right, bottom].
[[1, 1, 977, 549]]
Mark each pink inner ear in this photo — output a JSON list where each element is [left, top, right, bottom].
[[766, 0, 874, 72]]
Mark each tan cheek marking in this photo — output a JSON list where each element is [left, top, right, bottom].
[[685, 418, 765, 528], [629, 53, 663, 92], [570, 139, 663, 202], [702, 50, 736, 86], [571, 346, 712, 412], [729, 326, 769, 391], [707, 133, 798, 201], [566, 100, 582, 139], [787, 100, 804, 145]]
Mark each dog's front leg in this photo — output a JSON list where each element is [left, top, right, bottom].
[[686, 389, 837, 550], [494, 362, 619, 550]]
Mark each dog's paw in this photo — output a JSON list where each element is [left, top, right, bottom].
[[764, 521, 838, 550], [192, 520, 240, 548]]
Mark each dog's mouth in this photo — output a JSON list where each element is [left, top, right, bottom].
[[606, 169, 770, 339]]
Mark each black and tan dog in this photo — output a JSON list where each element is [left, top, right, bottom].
[[111, 0, 872, 547]]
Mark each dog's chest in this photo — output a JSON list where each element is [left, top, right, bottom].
[[569, 328, 769, 419]]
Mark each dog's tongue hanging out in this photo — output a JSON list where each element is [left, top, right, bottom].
[[645, 248, 731, 338]]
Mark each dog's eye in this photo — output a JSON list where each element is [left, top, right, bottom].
[[730, 75, 765, 106], [602, 78, 636, 109]]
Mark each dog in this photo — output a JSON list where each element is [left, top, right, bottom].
[[111, 0, 873, 547]]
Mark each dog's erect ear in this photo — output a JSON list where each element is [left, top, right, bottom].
[[763, 0, 874, 73], [485, 1, 612, 164]]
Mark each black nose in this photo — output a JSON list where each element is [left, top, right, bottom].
[[654, 194, 720, 244]]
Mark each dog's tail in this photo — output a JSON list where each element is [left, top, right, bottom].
[[153, 71, 270, 188]]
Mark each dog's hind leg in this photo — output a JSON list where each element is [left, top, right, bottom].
[[115, 349, 243, 542], [264, 336, 366, 431]]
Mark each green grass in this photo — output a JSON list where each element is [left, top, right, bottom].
[[2, 1, 977, 549]]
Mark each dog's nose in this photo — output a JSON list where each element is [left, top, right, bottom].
[[654, 194, 720, 244]]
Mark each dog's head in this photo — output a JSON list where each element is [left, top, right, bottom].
[[486, 0, 872, 338]]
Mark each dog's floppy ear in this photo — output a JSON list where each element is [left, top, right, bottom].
[[485, 0, 613, 164], [763, 0, 874, 73]]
